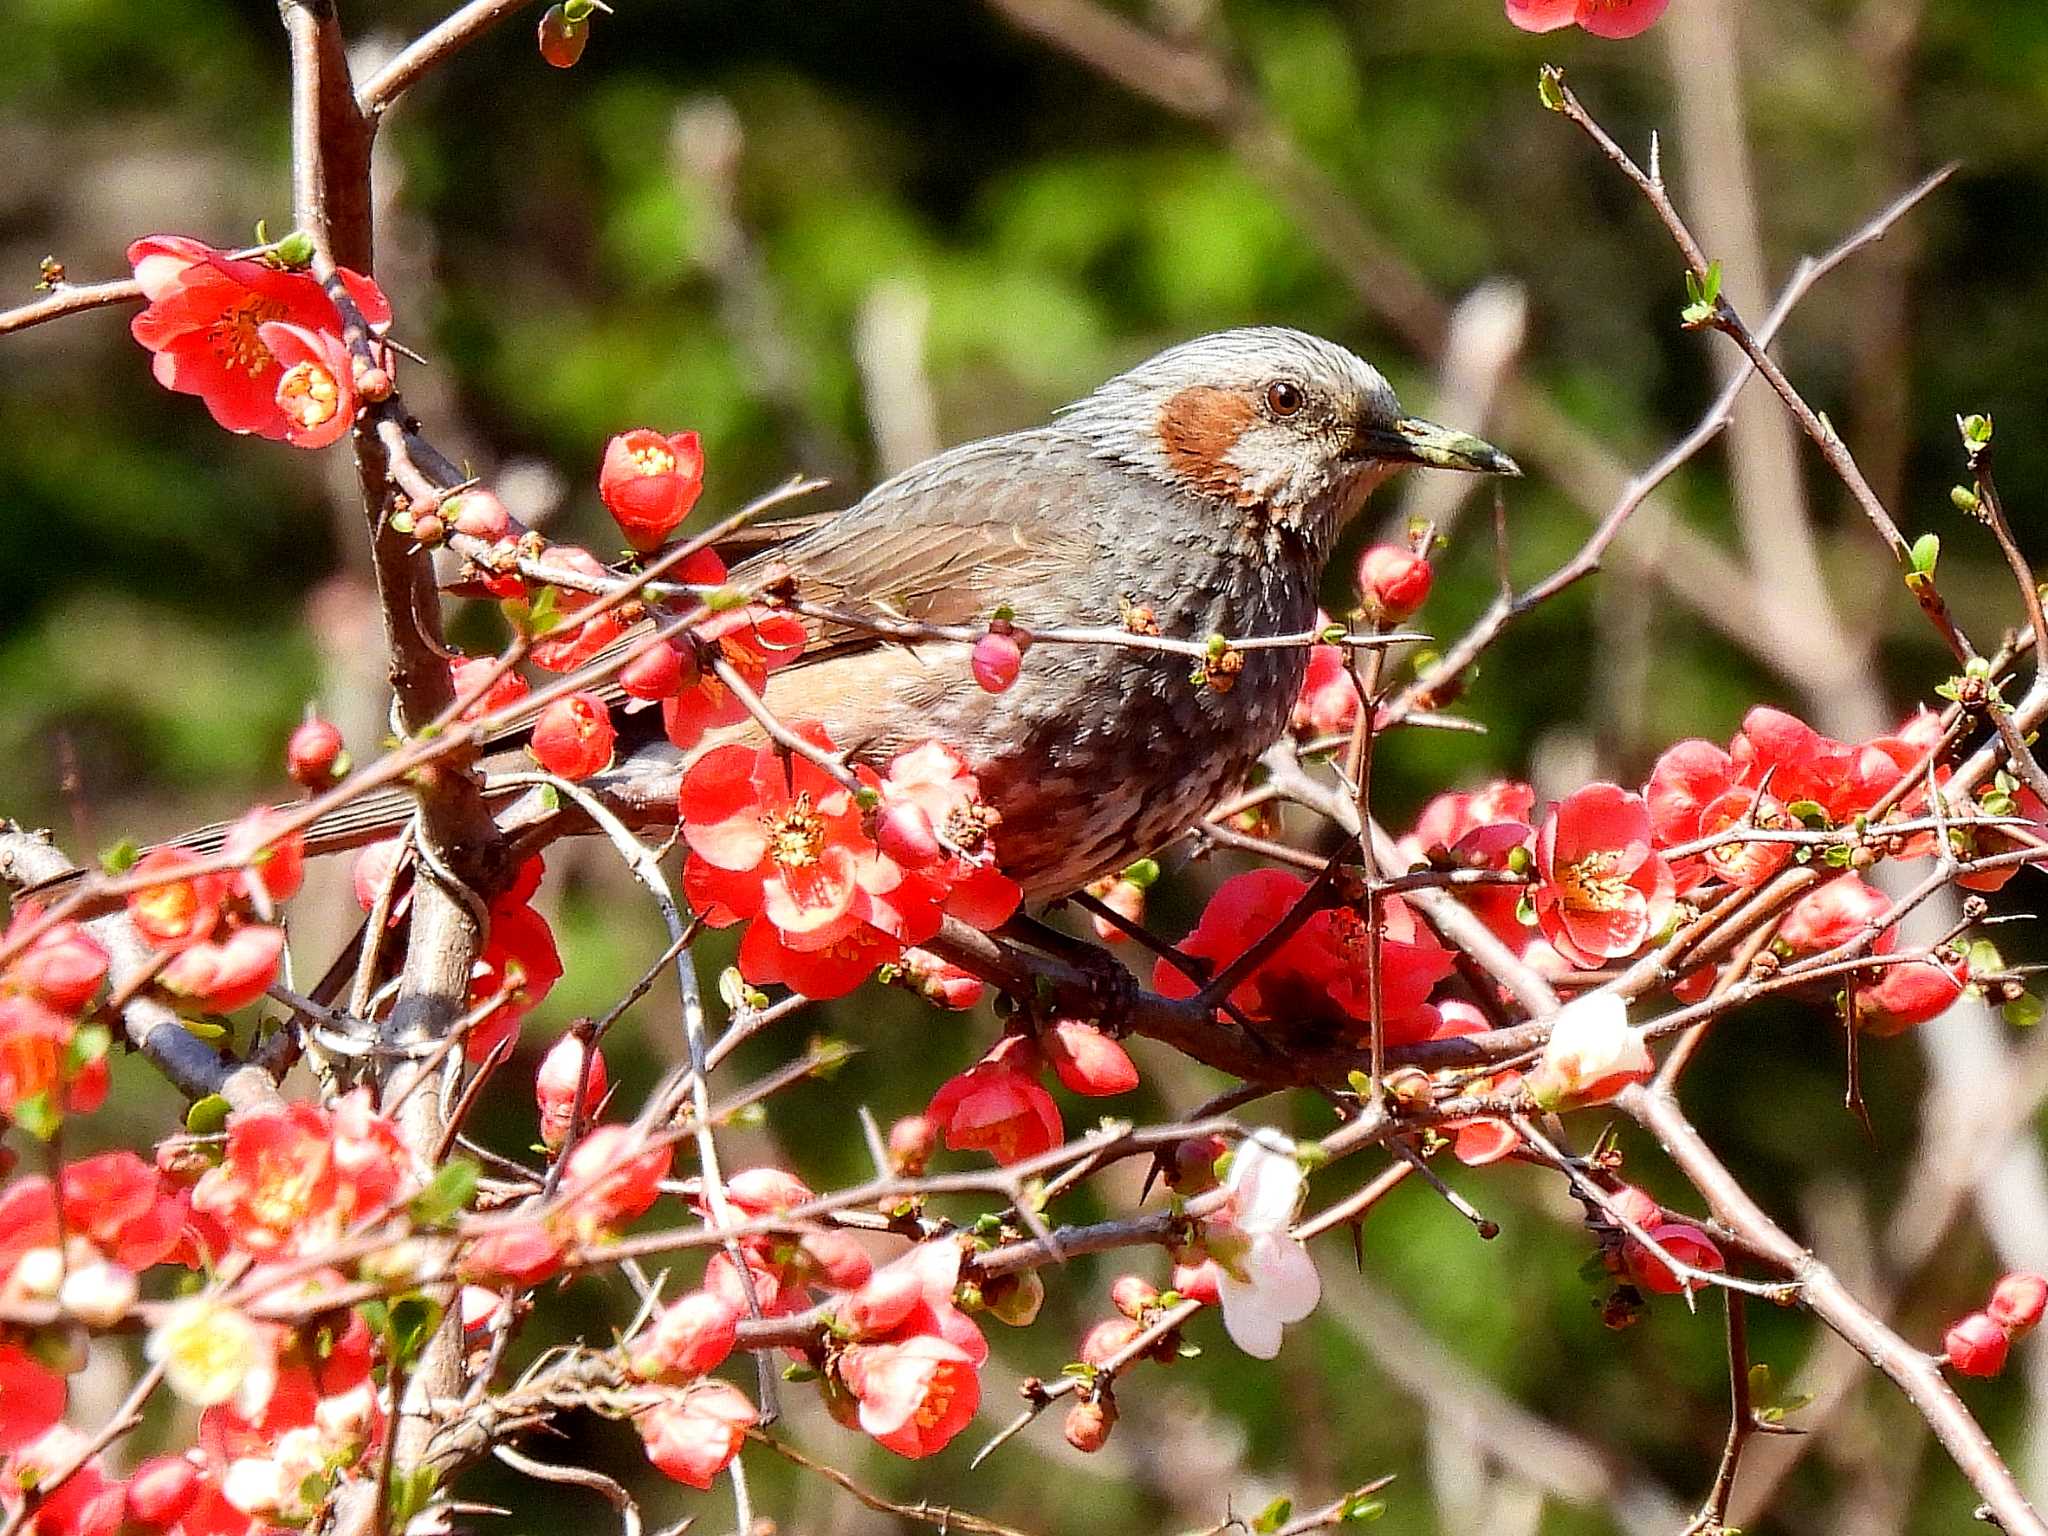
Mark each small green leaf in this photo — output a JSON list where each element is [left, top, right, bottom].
[[63, 1023, 110, 1073], [1700, 259, 1723, 304], [1822, 844, 1854, 868], [272, 229, 316, 268], [408, 1159, 479, 1229], [386, 1292, 445, 1371], [1951, 485, 1981, 516], [1966, 937, 2004, 976], [1254, 1497, 1294, 1533], [1786, 799, 1829, 828], [387, 1465, 438, 1526], [2003, 992, 2044, 1029], [781, 1361, 820, 1382], [1911, 533, 1941, 575], [180, 1017, 227, 1041], [705, 585, 748, 612], [1537, 64, 1565, 112], [537, 783, 561, 813], [1121, 857, 1162, 889], [99, 839, 139, 875], [13, 1093, 59, 1142], [718, 966, 750, 1012], [186, 1094, 232, 1136], [1960, 413, 1994, 448], [1347, 1070, 1374, 1098], [1340, 1496, 1388, 1523], [854, 785, 882, 811]]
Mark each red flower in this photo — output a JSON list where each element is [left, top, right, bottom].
[[1153, 869, 1454, 1045], [1399, 781, 1535, 950], [970, 631, 1023, 694], [627, 1290, 742, 1382], [2, 903, 107, 1015], [1621, 1220, 1726, 1296], [839, 1333, 981, 1459], [836, 1241, 988, 1366], [157, 923, 285, 1014], [925, 1037, 1063, 1166], [466, 897, 563, 1062], [459, 1222, 567, 1287], [1506, 0, 1666, 36], [127, 236, 389, 441], [257, 321, 356, 449], [869, 743, 1021, 931], [638, 1381, 754, 1488], [658, 603, 808, 751], [558, 1125, 670, 1241], [221, 808, 306, 908], [448, 655, 531, 720], [681, 727, 944, 999], [1533, 784, 1675, 967], [0, 1348, 64, 1454], [526, 547, 629, 673], [0, 997, 106, 1122], [529, 692, 615, 781], [1856, 954, 1968, 1036], [1292, 634, 1358, 738], [1778, 876, 1892, 956], [1427, 1001, 1522, 1166], [190, 1090, 409, 1258], [599, 429, 705, 551], [126, 850, 229, 951]]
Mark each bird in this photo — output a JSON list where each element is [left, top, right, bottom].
[[112, 327, 1518, 907]]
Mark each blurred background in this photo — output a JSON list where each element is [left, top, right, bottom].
[[6, 0, 2048, 1531]]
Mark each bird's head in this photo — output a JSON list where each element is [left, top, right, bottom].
[[1063, 327, 1518, 545]]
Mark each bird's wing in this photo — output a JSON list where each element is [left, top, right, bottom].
[[736, 430, 1085, 657]]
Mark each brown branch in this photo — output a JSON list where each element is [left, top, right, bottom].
[[357, 0, 539, 117], [1624, 1084, 2047, 1536], [0, 278, 144, 338]]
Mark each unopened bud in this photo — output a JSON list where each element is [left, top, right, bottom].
[[1063, 1394, 1117, 1452]]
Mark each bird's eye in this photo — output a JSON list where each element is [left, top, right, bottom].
[[1265, 380, 1304, 417]]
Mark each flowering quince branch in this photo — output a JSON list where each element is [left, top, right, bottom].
[[11, 15, 2048, 1536]]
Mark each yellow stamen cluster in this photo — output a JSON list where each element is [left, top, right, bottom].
[[1560, 851, 1630, 912], [763, 793, 825, 869]]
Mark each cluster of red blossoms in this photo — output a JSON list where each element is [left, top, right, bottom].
[[0, 1095, 418, 1535], [128, 237, 392, 450], [0, 902, 110, 1132]]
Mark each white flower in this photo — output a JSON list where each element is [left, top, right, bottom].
[[59, 1260, 138, 1328], [147, 1296, 277, 1417], [1209, 1130, 1321, 1360], [1527, 991, 1653, 1110]]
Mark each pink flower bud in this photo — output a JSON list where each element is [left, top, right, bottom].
[[1620, 1221, 1725, 1296], [1945, 1311, 2010, 1377], [1989, 1272, 2048, 1336], [1063, 1396, 1116, 1453], [722, 1166, 815, 1217], [1356, 544, 1433, 623], [411, 512, 446, 545], [286, 715, 345, 789], [1087, 875, 1145, 943], [448, 489, 511, 540], [888, 1115, 937, 1175], [629, 1290, 742, 1382], [1078, 1316, 1141, 1368], [876, 801, 944, 869], [535, 1033, 606, 1149], [798, 1229, 875, 1291], [1043, 1019, 1140, 1097], [1110, 1276, 1159, 1320], [971, 631, 1023, 693]]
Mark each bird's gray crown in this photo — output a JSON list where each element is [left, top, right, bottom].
[[1063, 326, 1401, 429]]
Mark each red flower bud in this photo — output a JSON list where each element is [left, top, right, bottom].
[[1945, 1311, 2010, 1377], [619, 639, 688, 701], [1989, 1272, 2048, 1336], [1063, 1395, 1117, 1453], [1171, 1259, 1222, 1304], [1356, 544, 1433, 623], [1043, 1019, 1140, 1097], [876, 800, 944, 869], [448, 489, 511, 540], [411, 512, 445, 545], [971, 631, 1023, 693], [537, 4, 588, 67], [126, 1455, 201, 1527], [286, 714, 346, 789], [530, 692, 615, 781]]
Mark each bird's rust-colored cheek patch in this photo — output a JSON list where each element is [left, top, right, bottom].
[[1157, 386, 1259, 504]]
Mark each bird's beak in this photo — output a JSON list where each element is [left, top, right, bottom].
[[1354, 417, 1520, 476]]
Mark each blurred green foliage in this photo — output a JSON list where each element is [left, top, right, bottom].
[[5, 0, 2048, 1530]]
